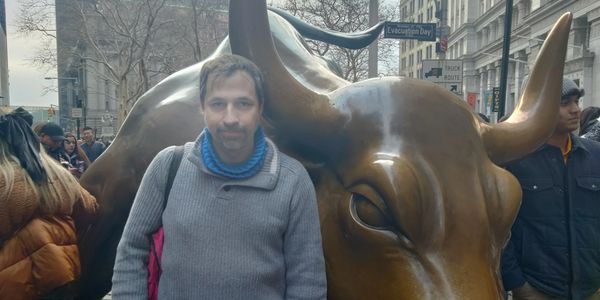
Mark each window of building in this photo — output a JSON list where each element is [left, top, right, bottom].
[[461, 1, 465, 24], [402, 58, 407, 69], [513, 8, 519, 27]]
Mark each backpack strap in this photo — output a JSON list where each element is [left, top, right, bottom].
[[163, 145, 185, 210]]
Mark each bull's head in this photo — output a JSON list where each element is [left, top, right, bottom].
[[229, 1, 572, 299]]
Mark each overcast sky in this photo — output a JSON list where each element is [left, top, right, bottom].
[[6, 0, 58, 107], [4, 0, 396, 107]]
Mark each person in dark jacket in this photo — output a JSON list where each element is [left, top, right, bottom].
[[39, 122, 70, 164], [582, 121, 600, 142], [501, 78, 600, 300], [579, 106, 599, 136], [80, 126, 106, 162], [580, 106, 600, 142]]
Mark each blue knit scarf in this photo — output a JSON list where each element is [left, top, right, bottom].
[[200, 127, 267, 179]]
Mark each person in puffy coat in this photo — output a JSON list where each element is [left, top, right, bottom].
[[0, 107, 98, 299]]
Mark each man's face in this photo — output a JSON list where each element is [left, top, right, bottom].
[[83, 130, 94, 142], [40, 134, 61, 150], [555, 95, 582, 134], [202, 71, 262, 162]]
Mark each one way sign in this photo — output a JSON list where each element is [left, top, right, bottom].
[[422, 59, 463, 95]]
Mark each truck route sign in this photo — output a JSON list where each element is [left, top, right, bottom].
[[421, 59, 463, 94]]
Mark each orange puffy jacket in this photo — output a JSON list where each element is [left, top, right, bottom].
[[0, 165, 97, 299], [0, 216, 80, 299]]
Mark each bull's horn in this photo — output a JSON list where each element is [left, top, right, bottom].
[[481, 12, 572, 165], [268, 7, 386, 50], [229, 0, 346, 148]]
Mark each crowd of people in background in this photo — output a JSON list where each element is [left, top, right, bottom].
[[34, 123, 107, 178]]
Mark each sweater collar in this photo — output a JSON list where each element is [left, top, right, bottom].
[[187, 131, 280, 190]]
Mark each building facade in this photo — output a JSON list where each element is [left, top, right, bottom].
[[54, 0, 227, 137], [399, 0, 600, 121], [0, 0, 8, 106], [399, 0, 439, 78]]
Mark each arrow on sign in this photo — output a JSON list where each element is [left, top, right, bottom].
[[450, 85, 458, 92]]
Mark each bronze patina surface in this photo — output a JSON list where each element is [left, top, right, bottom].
[[76, 1, 572, 298]]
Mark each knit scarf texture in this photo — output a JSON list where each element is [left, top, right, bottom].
[[200, 127, 266, 179]]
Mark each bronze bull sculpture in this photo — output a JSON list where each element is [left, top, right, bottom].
[[76, 0, 573, 298]]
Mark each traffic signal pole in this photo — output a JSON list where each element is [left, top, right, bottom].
[[498, 0, 514, 119]]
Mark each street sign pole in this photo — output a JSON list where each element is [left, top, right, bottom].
[[498, 0, 514, 119]]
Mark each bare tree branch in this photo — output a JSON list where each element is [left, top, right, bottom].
[[279, 0, 399, 81]]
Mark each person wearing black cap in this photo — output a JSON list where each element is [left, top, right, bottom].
[[501, 78, 600, 300], [39, 122, 70, 164]]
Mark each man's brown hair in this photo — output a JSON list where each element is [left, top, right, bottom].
[[199, 54, 266, 107]]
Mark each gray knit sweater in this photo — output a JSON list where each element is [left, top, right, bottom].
[[112, 135, 327, 299]]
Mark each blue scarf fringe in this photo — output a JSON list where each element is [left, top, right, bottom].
[[200, 127, 267, 179]]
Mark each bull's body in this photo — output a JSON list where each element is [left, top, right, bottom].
[[77, 1, 573, 299]]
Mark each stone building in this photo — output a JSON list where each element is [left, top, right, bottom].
[[399, 0, 600, 121], [54, 0, 228, 137], [398, 0, 439, 79], [0, 0, 8, 106]]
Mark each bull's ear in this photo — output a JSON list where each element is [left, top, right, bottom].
[[229, 0, 345, 151], [481, 12, 572, 165]]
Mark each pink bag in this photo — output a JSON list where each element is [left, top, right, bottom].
[[146, 146, 184, 300], [148, 227, 164, 300]]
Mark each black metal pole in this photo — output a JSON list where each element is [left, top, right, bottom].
[[76, 118, 81, 140], [498, 0, 514, 119]]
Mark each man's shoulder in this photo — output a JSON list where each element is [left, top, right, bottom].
[[277, 151, 309, 177], [93, 141, 106, 148], [504, 148, 545, 167]]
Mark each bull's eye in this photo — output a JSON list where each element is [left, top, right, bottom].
[[350, 185, 394, 230]]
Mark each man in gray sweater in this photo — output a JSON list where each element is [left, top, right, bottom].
[[112, 54, 327, 299]]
